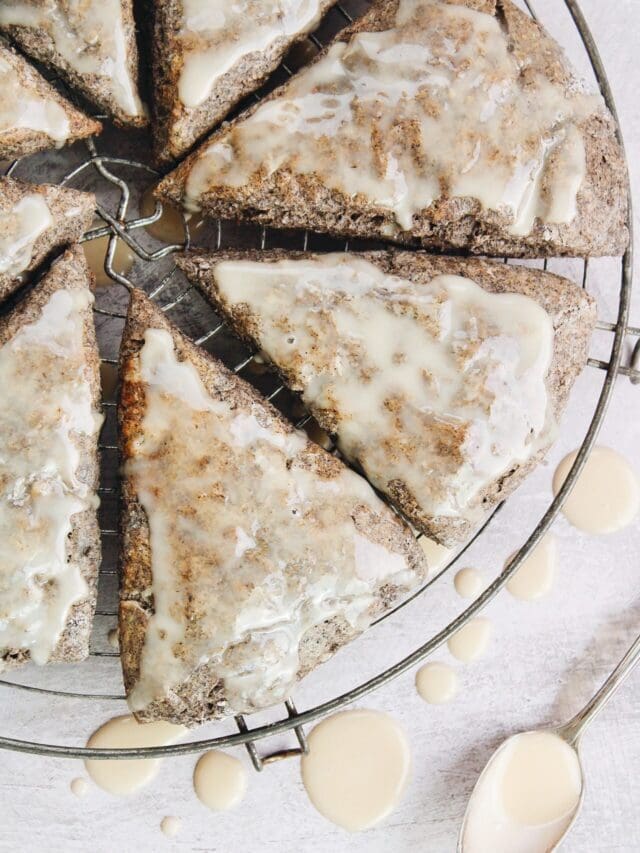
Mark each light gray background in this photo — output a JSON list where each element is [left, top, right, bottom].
[[1, 1, 639, 851]]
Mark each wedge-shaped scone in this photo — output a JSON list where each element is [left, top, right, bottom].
[[0, 40, 101, 159], [178, 250, 597, 545], [0, 247, 103, 669], [118, 290, 427, 724], [0, 177, 95, 302], [151, 0, 337, 165], [159, 0, 628, 257], [0, 1, 146, 128]]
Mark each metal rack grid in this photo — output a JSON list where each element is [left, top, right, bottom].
[[0, 0, 636, 763]]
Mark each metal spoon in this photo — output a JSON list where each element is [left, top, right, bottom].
[[458, 631, 640, 852]]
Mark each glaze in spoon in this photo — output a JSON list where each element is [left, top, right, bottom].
[[458, 632, 640, 852]]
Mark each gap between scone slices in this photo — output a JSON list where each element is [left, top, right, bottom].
[[0, 177, 95, 302], [0, 247, 103, 670], [177, 250, 597, 546], [0, 39, 101, 159], [0, 0, 146, 128], [118, 289, 428, 725], [150, 0, 338, 166], [157, 0, 628, 258]]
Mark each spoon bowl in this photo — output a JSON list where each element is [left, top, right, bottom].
[[458, 727, 584, 852], [458, 631, 640, 852]]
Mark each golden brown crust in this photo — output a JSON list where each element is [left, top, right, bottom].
[[157, 0, 628, 258], [177, 249, 597, 545], [0, 247, 101, 667]]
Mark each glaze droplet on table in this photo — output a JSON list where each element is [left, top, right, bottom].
[[415, 662, 458, 705], [160, 816, 181, 838], [84, 715, 186, 796], [506, 534, 557, 601], [300, 709, 411, 832], [193, 751, 247, 812], [70, 777, 89, 798], [447, 618, 492, 663], [454, 567, 483, 599], [553, 446, 639, 534]]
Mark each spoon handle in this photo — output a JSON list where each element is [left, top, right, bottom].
[[560, 632, 640, 745]]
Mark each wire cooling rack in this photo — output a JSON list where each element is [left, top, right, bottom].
[[0, 0, 637, 763]]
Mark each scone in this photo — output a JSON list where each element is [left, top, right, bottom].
[[118, 289, 427, 725], [0, 39, 101, 159], [178, 250, 597, 545], [0, 247, 103, 669], [0, 177, 95, 302], [0, 1, 146, 128], [150, 0, 337, 164], [158, 0, 628, 257]]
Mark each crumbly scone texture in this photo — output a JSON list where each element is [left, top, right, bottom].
[[0, 40, 101, 158], [118, 289, 427, 725], [178, 249, 597, 545], [150, 0, 337, 165], [0, 178, 95, 302], [158, 0, 628, 258], [0, 247, 102, 667], [0, 1, 146, 128]]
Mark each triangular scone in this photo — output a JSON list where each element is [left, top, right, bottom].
[[178, 250, 597, 545], [151, 0, 337, 165], [158, 0, 628, 257], [0, 40, 101, 159], [0, 1, 146, 128], [0, 247, 102, 669], [0, 177, 95, 302], [118, 290, 427, 724]]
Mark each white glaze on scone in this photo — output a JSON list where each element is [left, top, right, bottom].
[[177, 0, 324, 109], [0, 0, 145, 119], [0, 53, 70, 142], [0, 195, 53, 278], [208, 254, 555, 526], [185, 0, 600, 235], [124, 327, 424, 715], [0, 288, 103, 665]]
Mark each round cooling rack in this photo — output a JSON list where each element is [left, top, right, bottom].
[[0, 0, 637, 765]]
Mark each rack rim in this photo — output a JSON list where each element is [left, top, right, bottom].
[[0, 0, 635, 760]]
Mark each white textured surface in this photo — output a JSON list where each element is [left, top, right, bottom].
[[1, 1, 639, 851]]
